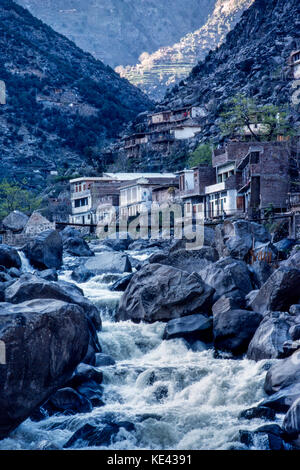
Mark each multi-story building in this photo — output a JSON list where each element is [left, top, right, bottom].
[[179, 165, 215, 217], [204, 142, 291, 219], [236, 143, 290, 217], [119, 174, 178, 217]]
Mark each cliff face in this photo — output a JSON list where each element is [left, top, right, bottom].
[[158, 0, 300, 140], [117, 0, 254, 100], [0, 0, 151, 189], [15, 0, 216, 68]]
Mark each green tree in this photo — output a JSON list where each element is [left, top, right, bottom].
[[220, 94, 294, 142], [0, 180, 41, 219], [187, 143, 212, 168]]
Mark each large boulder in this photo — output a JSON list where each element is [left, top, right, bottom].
[[116, 263, 214, 323], [60, 226, 82, 241], [250, 267, 300, 314], [100, 232, 133, 251], [149, 247, 219, 273], [63, 237, 94, 257], [200, 257, 253, 301], [23, 230, 63, 270], [249, 261, 274, 289], [283, 397, 300, 440], [261, 383, 300, 413], [4, 274, 101, 331], [264, 350, 300, 395], [2, 211, 29, 232], [215, 220, 271, 260], [0, 299, 90, 438], [84, 252, 132, 275], [0, 245, 21, 270], [213, 309, 262, 355], [163, 314, 213, 343], [247, 312, 297, 361]]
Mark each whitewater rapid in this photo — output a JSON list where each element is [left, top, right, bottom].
[[0, 251, 281, 450]]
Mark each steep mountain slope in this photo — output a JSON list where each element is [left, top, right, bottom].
[[158, 0, 300, 139], [15, 0, 216, 69], [0, 0, 151, 189], [117, 0, 254, 100]]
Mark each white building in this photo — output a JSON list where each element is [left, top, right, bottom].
[[119, 174, 177, 218], [171, 125, 201, 140]]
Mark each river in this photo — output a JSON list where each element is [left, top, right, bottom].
[[0, 250, 282, 450]]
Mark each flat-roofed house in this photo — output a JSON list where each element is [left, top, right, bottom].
[[119, 174, 178, 218]]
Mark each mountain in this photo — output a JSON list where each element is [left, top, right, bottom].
[[117, 0, 254, 100], [15, 0, 216, 69], [158, 0, 300, 139], [0, 0, 151, 189]]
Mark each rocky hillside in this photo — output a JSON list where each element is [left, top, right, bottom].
[[0, 0, 151, 189], [117, 0, 254, 100], [15, 0, 216, 69], [158, 0, 300, 139]]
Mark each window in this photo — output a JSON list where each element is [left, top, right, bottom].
[[74, 198, 88, 208]]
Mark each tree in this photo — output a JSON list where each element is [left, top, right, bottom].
[[220, 94, 295, 142], [0, 180, 41, 219], [187, 143, 212, 168]]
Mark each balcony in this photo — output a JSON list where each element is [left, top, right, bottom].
[[205, 182, 226, 195]]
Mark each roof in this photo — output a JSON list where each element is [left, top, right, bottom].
[[120, 176, 178, 190], [70, 172, 176, 184]]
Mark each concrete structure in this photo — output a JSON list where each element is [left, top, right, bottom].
[[152, 184, 180, 205], [179, 165, 215, 217], [237, 144, 290, 217], [170, 125, 201, 140], [119, 175, 177, 217]]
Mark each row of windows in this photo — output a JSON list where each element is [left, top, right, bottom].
[[74, 183, 91, 193], [74, 197, 88, 208]]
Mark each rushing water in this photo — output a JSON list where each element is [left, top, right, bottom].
[[0, 250, 282, 450]]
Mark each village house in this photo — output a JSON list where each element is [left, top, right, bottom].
[[179, 165, 215, 217], [204, 142, 291, 219], [119, 174, 178, 218], [123, 133, 149, 159], [152, 183, 180, 205]]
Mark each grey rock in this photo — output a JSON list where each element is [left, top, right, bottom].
[[63, 237, 94, 257], [2, 211, 29, 232], [213, 309, 262, 355], [250, 267, 300, 314], [264, 350, 300, 395], [200, 257, 253, 301], [0, 299, 90, 438], [116, 263, 214, 323], [149, 246, 219, 273], [95, 354, 116, 367], [0, 245, 21, 270], [163, 314, 213, 342], [4, 274, 102, 331], [23, 230, 63, 270], [247, 312, 296, 361], [47, 387, 92, 414], [84, 252, 132, 275]]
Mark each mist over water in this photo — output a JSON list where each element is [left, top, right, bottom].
[[1, 251, 280, 450]]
